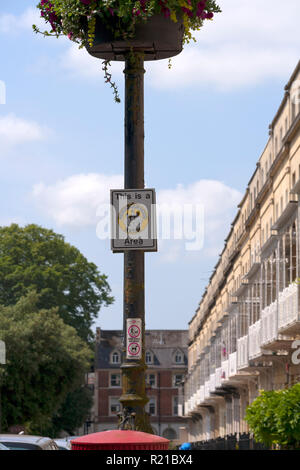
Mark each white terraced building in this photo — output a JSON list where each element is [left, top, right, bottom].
[[181, 61, 300, 443]]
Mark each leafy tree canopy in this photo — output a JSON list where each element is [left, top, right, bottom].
[[0, 224, 113, 342], [0, 291, 93, 433], [245, 385, 300, 449]]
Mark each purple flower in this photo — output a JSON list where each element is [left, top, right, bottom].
[[80, 0, 91, 4]]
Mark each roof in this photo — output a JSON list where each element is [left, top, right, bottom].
[[96, 329, 188, 369]]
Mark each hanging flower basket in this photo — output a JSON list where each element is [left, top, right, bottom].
[[85, 14, 184, 61], [34, 0, 221, 100]]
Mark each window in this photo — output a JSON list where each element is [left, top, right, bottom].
[[111, 351, 120, 364], [173, 374, 184, 387], [146, 397, 156, 416], [174, 350, 184, 364], [145, 351, 153, 364], [292, 101, 296, 120], [173, 396, 179, 416], [146, 373, 156, 387], [110, 373, 121, 387], [292, 171, 296, 187], [109, 397, 121, 415]]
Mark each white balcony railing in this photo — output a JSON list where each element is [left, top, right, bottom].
[[249, 320, 262, 359], [279, 283, 299, 330], [210, 373, 216, 393], [229, 351, 237, 377], [261, 302, 277, 345], [215, 367, 222, 388], [204, 380, 210, 399], [221, 359, 229, 382], [237, 335, 248, 369], [196, 388, 201, 406], [200, 385, 205, 403]]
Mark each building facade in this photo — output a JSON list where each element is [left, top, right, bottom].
[[94, 328, 188, 443], [183, 61, 300, 442]]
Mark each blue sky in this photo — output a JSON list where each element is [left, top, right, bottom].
[[1, 0, 300, 332]]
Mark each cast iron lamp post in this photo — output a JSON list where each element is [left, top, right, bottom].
[[86, 15, 184, 432]]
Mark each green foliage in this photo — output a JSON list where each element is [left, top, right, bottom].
[[0, 224, 113, 342], [0, 292, 93, 433], [51, 386, 94, 437], [245, 385, 300, 449], [35, 0, 221, 47]]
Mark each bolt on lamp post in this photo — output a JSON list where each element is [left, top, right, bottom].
[[85, 15, 184, 433]]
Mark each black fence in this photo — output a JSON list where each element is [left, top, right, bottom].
[[190, 433, 270, 450]]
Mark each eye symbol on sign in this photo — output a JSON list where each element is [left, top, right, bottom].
[[128, 325, 140, 338], [128, 343, 140, 356]]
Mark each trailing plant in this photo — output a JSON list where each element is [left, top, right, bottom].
[[33, 0, 221, 101]]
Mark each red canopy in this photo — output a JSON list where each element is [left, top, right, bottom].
[[71, 430, 169, 450]]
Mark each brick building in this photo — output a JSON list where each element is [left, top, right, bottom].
[[93, 328, 188, 442]]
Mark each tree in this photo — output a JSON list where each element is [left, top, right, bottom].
[[0, 224, 113, 342], [245, 385, 300, 449], [245, 390, 281, 447], [48, 386, 94, 437], [0, 292, 93, 433]]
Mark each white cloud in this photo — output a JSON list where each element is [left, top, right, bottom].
[[33, 173, 123, 227], [0, 113, 49, 147], [148, 0, 300, 90], [157, 180, 242, 260], [32, 174, 242, 261], [59, 0, 300, 90], [61, 43, 124, 81], [0, 7, 43, 34]]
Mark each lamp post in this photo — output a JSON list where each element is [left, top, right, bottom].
[[119, 51, 151, 432], [85, 15, 184, 433]]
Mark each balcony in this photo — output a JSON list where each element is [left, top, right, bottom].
[[204, 380, 211, 400], [200, 385, 205, 403], [249, 320, 263, 359], [278, 283, 300, 335], [261, 302, 277, 345], [210, 373, 216, 394], [237, 335, 249, 370], [227, 351, 255, 383], [215, 367, 222, 388], [229, 351, 237, 377], [221, 359, 229, 383], [261, 301, 294, 351]]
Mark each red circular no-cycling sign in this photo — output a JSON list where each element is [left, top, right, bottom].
[[127, 324, 141, 338], [127, 342, 140, 356]]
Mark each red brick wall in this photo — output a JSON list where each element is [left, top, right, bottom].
[[97, 369, 180, 418], [98, 370, 109, 388]]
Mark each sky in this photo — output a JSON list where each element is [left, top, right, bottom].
[[0, 0, 300, 333]]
